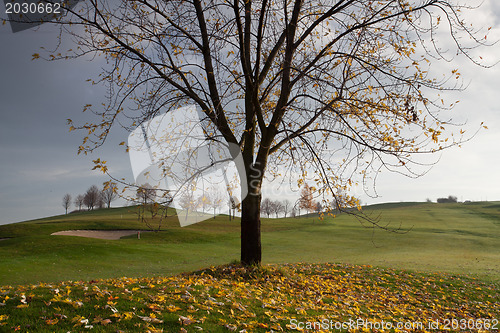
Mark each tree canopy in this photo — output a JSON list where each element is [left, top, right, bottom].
[[35, 0, 490, 264]]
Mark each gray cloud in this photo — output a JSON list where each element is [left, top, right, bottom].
[[1, 2, 500, 225]]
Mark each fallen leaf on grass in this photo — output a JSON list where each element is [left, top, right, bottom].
[[146, 326, 163, 333], [179, 315, 195, 325], [138, 315, 163, 324], [232, 302, 246, 311], [105, 304, 118, 313], [101, 318, 112, 325], [123, 312, 134, 320], [166, 304, 182, 312], [92, 316, 112, 325], [224, 323, 237, 331], [45, 318, 59, 325]]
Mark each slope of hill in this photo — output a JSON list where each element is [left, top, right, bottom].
[[0, 202, 499, 285]]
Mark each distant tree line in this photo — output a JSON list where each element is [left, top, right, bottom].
[[260, 184, 323, 219], [134, 183, 231, 220], [437, 195, 458, 204], [61, 183, 118, 214], [261, 198, 291, 218], [260, 183, 361, 219]]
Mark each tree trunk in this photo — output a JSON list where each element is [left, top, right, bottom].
[[240, 190, 262, 265]]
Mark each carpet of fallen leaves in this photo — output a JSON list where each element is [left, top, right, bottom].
[[0, 263, 499, 332]]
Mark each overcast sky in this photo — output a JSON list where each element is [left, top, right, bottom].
[[1, 1, 500, 225]]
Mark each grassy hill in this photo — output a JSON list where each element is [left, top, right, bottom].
[[0, 201, 499, 286], [1, 202, 499, 332]]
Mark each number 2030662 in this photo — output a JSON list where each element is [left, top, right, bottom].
[[5, 1, 61, 15]]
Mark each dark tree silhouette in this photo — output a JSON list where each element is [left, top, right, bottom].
[[261, 198, 273, 218], [83, 185, 100, 210]]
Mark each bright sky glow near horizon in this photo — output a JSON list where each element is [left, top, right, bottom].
[[1, 1, 500, 225]]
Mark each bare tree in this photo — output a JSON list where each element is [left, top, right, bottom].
[[261, 198, 273, 218], [271, 200, 284, 218], [96, 193, 105, 209], [282, 199, 291, 218], [136, 183, 156, 205], [74, 194, 84, 211], [83, 185, 100, 211], [134, 183, 171, 229], [136, 183, 159, 218], [45, 0, 489, 265], [209, 188, 223, 219], [101, 183, 118, 208], [62, 193, 71, 214], [179, 190, 197, 221]]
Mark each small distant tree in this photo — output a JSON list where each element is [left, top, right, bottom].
[[136, 183, 156, 205], [209, 188, 223, 219], [268, 200, 277, 218], [261, 198, 273, 218], [74, 194, 84, 211], [315, 202, 323, 215], [101, 183, 118, 208], [134, 183, 171, 230], [83, 185, 100, 210], [160, 191, 173, 215], [298, 184, 315, 214], [62, 193, 71, 214], [179, 190, 197, 221], [96, 194, 105, 209], [136, 183, 159, 218], [294, 202, 301, 217], [282, 199, 291, 218], [197, 194, 211, 213], [272, 200, 284, 218]]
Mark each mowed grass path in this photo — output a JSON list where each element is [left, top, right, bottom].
[[0, 202, 499, 286]]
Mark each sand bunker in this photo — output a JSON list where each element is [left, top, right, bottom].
[[51, 230, 149, 240]]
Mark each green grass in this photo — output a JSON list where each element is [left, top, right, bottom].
[[0, 202, 500, 287], [1, 203, 500, 332]]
